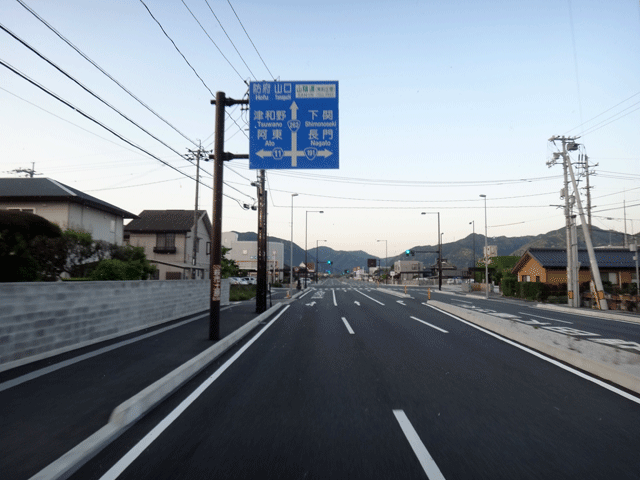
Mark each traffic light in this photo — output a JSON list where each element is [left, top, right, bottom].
[[327, 260, 332, 265], [405, 250, 410, 256]]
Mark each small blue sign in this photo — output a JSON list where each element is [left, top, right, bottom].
[[249, 81, 339, 169]]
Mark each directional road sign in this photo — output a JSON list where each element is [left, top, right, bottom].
[[249, 81, 339, 169]]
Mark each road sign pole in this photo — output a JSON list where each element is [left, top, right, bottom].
[[256, 169, 267, 313], [209, 91, 226, 341]]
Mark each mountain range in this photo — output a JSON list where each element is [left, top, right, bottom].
[[234, 226, 638, 274]]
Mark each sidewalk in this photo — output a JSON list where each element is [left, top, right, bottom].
[[0, 300, 284, 480]]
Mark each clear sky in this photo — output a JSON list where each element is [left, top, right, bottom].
[[2, 0, 639, 259]]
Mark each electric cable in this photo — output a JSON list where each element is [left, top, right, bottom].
[[226, 0, 275, 80], [16, 0, 197, 147], [0, 22, 195, 166], [180, 0, 249, 82]]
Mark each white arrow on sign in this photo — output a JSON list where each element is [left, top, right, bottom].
[[256, 101, 333, 167]]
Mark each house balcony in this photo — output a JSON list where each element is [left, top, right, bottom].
[[153, 246, 177, 254]]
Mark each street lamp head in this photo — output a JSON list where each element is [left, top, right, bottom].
[[480, 194, 486, 198], [292, 193, 298, 197], [319, 211, 324, 214]]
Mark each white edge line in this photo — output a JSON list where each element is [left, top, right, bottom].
[[341, 317, 355, 335], [99, 305, 291, 480], [409, 316, 448, 333], [426, 304, 640, 406], [353, 289, 385, 306], [393, 409, 446, 480]]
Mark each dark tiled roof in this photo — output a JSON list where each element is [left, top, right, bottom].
[[526, 248, 636, 269], [0, 177, 137, 218], [125, 210, 211, 235]]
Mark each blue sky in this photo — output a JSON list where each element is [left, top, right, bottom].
[[2, 0, 639, 259]]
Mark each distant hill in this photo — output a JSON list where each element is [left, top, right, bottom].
[[233, 225, 636, 275]]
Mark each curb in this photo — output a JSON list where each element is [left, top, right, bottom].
[[535, 303, 640, 324], [377, 288, 412, 298], [30, 302, 284, 480], [429, 300, 640, 396]]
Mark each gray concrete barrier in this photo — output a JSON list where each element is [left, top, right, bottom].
[[30, 301, 284, 480], [0, 279, 229, 371]]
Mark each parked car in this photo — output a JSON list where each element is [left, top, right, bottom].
[[229, 277, 248, 285], [242, 277, 257, 285]]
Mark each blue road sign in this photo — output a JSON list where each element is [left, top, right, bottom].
[[249, 81, 339, 169]]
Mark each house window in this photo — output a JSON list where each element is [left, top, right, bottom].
[[154, 233, 176, 254], [536, 276, 540, 282], [522, 275, 530, 282], [195, 237, 200, 253], [166, 271, 182, 280]]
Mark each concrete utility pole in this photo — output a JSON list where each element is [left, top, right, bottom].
[[208, 92, 249, 340], [189, 144, 202, 280], [549, 135, 608, 310]]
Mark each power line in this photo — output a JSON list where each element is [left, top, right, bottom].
[[16, 0, 197, 147], [565, 89, 640, 135], [139, 0, 215, 98], [0, 22, 195, 166], [180, 0, 249, 83], [201, 0, 257, 80], [0, 58, 198, 183], [226, 0, 275, 80]]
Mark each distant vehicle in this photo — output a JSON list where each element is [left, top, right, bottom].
[[242, 277, 257, 285], [229, 277, 248, 285], [301, 277, 312, 287]]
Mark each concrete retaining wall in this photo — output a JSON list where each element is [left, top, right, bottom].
[[0, 279, 229, 371]]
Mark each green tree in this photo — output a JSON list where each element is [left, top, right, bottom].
[[221, 247, 240, 278], [0, 211, 62, 282]]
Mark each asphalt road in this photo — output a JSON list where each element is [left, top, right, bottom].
[[72, 279, 640, 479]]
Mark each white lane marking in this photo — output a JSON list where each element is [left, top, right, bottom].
[[426, 304, 640, 406], [305, 301, 317, 307], [353, 289, 385, 306], [298, 290, 313, 299], [354, 301, 361, 306], [397, 300, 406, 306], [519, 312, 572, 324], [393, 409, 446, 480], [99, 306, 291, 480], [333, 289, 337, 307], [0, 312, 209, 392], [409, 316, 448, 333], [342, 317, 355, 335]]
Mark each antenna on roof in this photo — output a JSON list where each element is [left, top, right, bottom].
[[6, 162, 42, 178]]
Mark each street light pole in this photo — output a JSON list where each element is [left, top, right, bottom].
[[305, 210, 323, 288], [377, 239, 387, 284], [469, 221, 475, 281], [421, 212, 442, 290], [289, 193, 298, 297], [480, 194, 489, 299], [316, 239, 326, 283]]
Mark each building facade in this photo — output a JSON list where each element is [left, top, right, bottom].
[[512, 248, 637, 286], [0, 177, 136, 244], [125, 210, 211, 280], [222, 232, 284, 282]]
